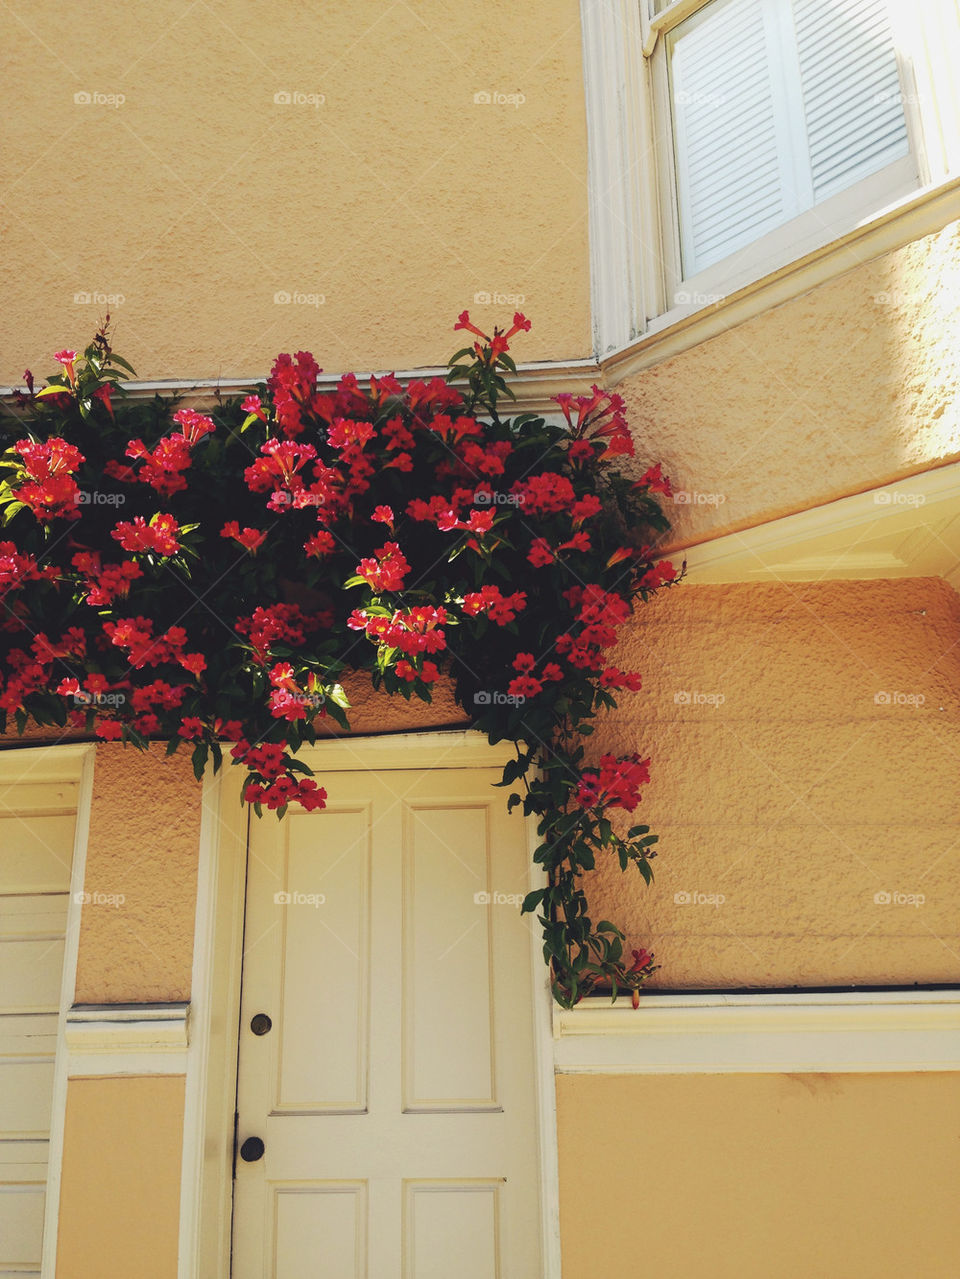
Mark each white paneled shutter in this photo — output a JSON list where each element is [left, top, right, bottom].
[[669, 0, 910, 276]]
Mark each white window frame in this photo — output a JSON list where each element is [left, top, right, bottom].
[[580, 0, 960, 359]]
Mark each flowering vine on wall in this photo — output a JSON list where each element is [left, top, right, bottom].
[[0, 315, 679, 1007]]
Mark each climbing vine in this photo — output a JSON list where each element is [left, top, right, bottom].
[[0, 314, 679, 1007]]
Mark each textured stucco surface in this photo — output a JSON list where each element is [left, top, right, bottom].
[[56, 1075, 183, 1279], [74, 744, 203, 1004], [623, 221, 960, 547], [0, 0, 590, 383], [557, 1072, 960, 1279], [585, 576, 960, 988]]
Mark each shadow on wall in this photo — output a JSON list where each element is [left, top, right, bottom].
[[619, 220, 960, 549], [585, 575, 960, 988]]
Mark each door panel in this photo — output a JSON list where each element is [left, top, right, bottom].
[[233, 766, 543, 1278]]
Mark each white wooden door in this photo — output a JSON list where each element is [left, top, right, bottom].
[[232, 764, 545, 1278], [0, 755, 80, 1278]]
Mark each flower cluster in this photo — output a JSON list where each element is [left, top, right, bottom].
[[0, 316, 680, 1007]]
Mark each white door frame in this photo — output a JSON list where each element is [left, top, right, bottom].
[[182, 730, 563, 1279]]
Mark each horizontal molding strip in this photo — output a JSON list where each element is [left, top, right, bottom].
[[64, 1002, 189, 1075], [0, 358, 602, 416], [554, 991, 960, 1074]]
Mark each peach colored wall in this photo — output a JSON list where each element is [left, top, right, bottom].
[[621, 219, 960, 547], [56, 1075, 183, 1279], [586, 575, 960, 987], [556, 1072, 960, 1279], [1, 0, 590, 384], [74, 743, 203, 1004]]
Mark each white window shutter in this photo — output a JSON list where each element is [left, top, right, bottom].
[[669, 0, 800, 275], [793, 0, 910, 202]]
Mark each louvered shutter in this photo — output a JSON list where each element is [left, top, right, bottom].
[[669, 0, 798, 274], [668, 0, 911, 280], [793, 0, 909, 202]]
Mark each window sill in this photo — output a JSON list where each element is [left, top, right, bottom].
[[601, 173, 960, 386]]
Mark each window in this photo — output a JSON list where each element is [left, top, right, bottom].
[[581, 0, 959, 353], [653, 0, 921, 299]]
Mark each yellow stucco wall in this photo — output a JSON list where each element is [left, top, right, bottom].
[[587, 575, 960, 987], [1, 0, 590, 384], [622, 219, 960, 547], [74, 743, 203, 1004], [56, 1075, 184, 1279], [557, 1071, 960, 1279]]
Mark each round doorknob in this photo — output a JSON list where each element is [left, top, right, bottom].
[[239, 1136, 265, 1163], [250, 1013, 272, 1036]]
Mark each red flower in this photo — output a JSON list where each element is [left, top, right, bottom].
[[111, 514, 180, 557], [512, 652, 536, 673], [355, 541, 409, 593], [575, 754, 651, 813], [94, 720, 123, 740], [221, 521, 267, 553], [241, 394, 267, 421], [634, 462, 672, 498], [13, 438, 84, 521], [53, 349, 78, 386], [304, 530, 336, 558], [527, 538, 555, 568], [508, 674, 543, 699], [371, 505, 394, 529], [178, 717, 206, 739], [462, 585, 526, 625]]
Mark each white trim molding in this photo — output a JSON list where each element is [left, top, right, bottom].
[[0, 357, 602, 418], [554, 990, 960, 1074], [64, 1003, 189, 1074]]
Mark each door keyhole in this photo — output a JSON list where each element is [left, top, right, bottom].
[[250, 1013, 272, 1035]]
